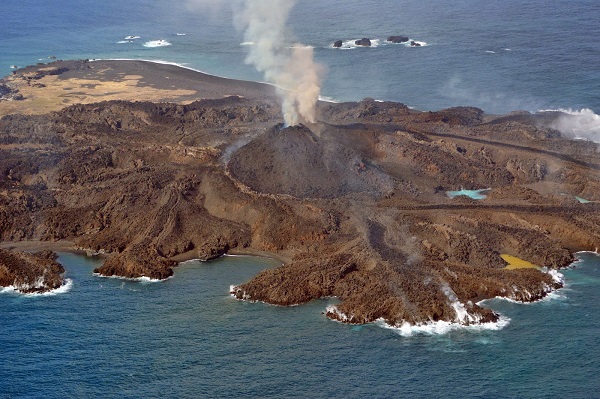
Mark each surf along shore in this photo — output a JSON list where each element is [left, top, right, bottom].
[[2, 59, 599, 328]]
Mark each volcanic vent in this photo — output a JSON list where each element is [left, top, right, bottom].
[[228, 124, 392, 199]]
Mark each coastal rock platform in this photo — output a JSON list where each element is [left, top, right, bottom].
[[0, 248, 64, 293], [1, 60, 599, 324]]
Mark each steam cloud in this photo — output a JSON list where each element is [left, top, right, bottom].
[[190, 0, 323, 126], [546, 108, 600, 143]]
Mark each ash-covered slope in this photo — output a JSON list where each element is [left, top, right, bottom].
[[2, 62, 600, 326], [229, 123, 392, 199]]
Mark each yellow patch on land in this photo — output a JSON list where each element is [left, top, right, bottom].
[[0, 72, 198, 117], [501, 254, 539, 270]]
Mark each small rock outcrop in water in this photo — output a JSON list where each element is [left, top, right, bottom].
[[0, 249, 65, 293], [93, 245, 177, 280], [387, 35, 409, 43], [355, 38, 372, 47], [333, 40, 343, 48], [410, 41, 421, 47]]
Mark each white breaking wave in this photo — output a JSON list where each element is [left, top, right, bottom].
[[332, 39, 382, 50], [143, 40, 172, 48], [289, 44, 314, 49], [325, 304, 507, 336], [0, 278, 73, 297], [230, 284, 253, 301], [93, 273, 170, 283], [318, 95, 340, 103], [361, 38, 430, 48], [539, 108, 600, 142], [325, 304, 351, 322], [546, 268, 565, 285], [478, 267, 567, 306], [405, 40, 428, 47], [240, 41, 255, 46], [375, 315, 511, 337]]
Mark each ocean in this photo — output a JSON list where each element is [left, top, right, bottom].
[[1, 0, 600, 397], [2, 0, 599, 115], [1, 253, 599, 398]]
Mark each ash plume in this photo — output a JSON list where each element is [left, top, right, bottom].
[[189, 0, 323, 126]]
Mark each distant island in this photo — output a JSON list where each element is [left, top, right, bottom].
[[1, 59, 599, 327]]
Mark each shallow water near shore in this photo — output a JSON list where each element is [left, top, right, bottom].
[[1, 252, 599, 398]]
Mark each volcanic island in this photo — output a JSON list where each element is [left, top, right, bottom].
[[1, 60, 599, 325]]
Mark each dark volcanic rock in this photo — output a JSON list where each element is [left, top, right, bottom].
[[0, 82, 23, 101], [355, 38, 372, 47], [2, 61, 600, 327], [333, 40, 343, 48], [410, 41, 421, 47], [0, 249, 65, 293], [387, 35, 409, 43], [93, 245, 176, 280], [229, 124, 392, 199]]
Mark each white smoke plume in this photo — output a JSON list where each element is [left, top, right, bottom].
[[189, 0, 323, 126]]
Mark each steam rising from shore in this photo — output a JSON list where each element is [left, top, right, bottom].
[[189, 0, 323, 126], [543, 108, 600, 143]]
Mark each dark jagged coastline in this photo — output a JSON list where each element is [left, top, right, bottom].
[[0, 249, 65, 294], [1, 60, 599, 325]]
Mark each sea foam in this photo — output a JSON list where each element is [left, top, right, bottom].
[[318, 95, 340, 103], [374, 315, 511, 337], [332, 39, 382, 50], [143, 40, 172, 48], [325, 304, 508, 336], [405, 40, 428, 47], [0, 278, 73, 297], [92, 273, 170, 283]]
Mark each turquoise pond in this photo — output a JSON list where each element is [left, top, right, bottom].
[[446, 188, 491, 200], [575, 196, 592, 204]]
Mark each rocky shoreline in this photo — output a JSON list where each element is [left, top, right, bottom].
[[1, 60, 598, 322], [0, 248, 65, 294]]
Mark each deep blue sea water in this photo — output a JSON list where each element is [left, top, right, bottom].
[[2, 1, 600, 397], [1, 252, 600, 398], [2, 0, 599, 114]]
